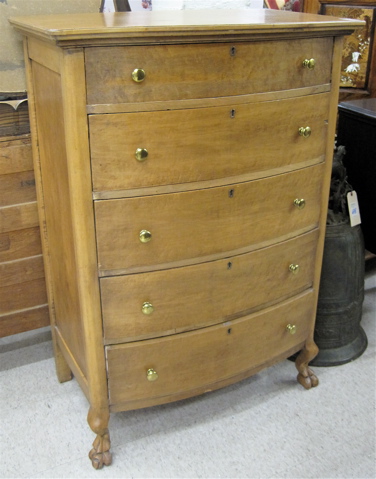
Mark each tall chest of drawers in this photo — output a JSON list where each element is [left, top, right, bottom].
[[11, 9, 361, 468]]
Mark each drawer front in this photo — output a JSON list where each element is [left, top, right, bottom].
[[85, 38, 333, 105], [95, 163, 324, 273], [106, 291, 314, 408], [89, 93, 329, 192], [101, 230, 318, 343]]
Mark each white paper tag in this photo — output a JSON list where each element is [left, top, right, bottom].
[[347, 191, 361, 227]]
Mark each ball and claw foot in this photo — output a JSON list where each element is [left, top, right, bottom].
[[295, 341, 319, 390], [89, 433, 112, 469], [297, 367, 319, 390]]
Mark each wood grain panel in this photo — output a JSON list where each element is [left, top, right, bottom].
[[31, 60, 86, 375], [101, 230, 318, 343], [0, 202, 39, 234], [89, 93, 329, 192], [107, 291, 314, 409], [0, 134, 33, 175], [85, 38, 333, 105], [0, 305, 49, 338], [95, 164, 324, 274], [0, 255, 45, 288], [0, 277, 48, 315], [0, 227, 42, 263], [0, 170, 36, 207]]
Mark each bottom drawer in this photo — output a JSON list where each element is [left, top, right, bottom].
[[106, 291, 314, 410]]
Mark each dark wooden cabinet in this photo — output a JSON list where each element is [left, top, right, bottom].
[[337, 98, 376, 253]]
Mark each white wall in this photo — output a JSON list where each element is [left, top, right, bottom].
[[184, 0, 261, 8], [153, 0, 264, 10]]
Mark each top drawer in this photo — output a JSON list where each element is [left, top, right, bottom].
[[85, 38, 333, 105]]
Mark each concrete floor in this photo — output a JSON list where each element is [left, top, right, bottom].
[[1, 261, 375, 479]]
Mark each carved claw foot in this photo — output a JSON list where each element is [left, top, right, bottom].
[[295, 341, 319, 390], [297, 367, 319, 390], [89, 432, 112, 469]]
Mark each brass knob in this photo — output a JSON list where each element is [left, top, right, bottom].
[[135, 148, 148, 162], [132, 68, 146, 82], [299, 126, 312, 138], [293, 198, 306, 210], [147, 368, 158, 382], [286, 324, 297, 335], [302, 58, 316, 69], [289, 264, 300, 274], [139, 230, 152, 243], [142, 302, 154, 315]]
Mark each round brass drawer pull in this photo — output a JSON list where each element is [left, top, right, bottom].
[[286, 324, 297, 335], [139, 230, 152, 243], [299, 126, 312, 138], [293, 198, 306, 210], [147, 368, 158, 382], [142, 302, 154, 315], [289, 264, 300, 274], [302, 58, 316, 69], [135, 148, 148, 162], [132, 68, 146, 82]]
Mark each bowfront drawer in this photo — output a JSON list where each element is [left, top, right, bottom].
[[85, 38, 332, 105], [101, 230, 318, 343], [106, 291, 314, 409], [95, 163, 324, 273], [89, 93, 330, 192]]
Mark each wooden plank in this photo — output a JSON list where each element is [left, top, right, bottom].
[[0, 227, 42, 263], [0, 202, 39, 234], [0, 101, 30, 137], [0, 305, 49, 338], [0, 277, 48, 315], [0, 254, 45, 288], [0, 134, 33, 175], [0, 170, 36, 208]]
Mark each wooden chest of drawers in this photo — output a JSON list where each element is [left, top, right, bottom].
[[10, 9, 361, 468]]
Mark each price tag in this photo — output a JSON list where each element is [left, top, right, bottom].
[[347, 191, 361, 227]]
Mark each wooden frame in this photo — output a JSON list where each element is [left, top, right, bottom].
[[303, 0, 376, 99]]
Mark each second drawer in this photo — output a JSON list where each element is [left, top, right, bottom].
[[89, 93, 329, 192]]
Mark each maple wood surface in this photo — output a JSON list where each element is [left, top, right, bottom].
[[10, 9, 360, 468], [106, 291, 315, 410], [9, 9, 362, 43], [90, 93, 329, 192], [85, 38, 333, 105], [101, 230, 318, 344], [95, 163, 324, 274], [0, 135, 49, 337]]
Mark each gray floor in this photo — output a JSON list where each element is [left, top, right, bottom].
[[1, 262, 375, 479]]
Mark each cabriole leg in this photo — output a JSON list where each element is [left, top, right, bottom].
[[87, 407, 112, 469], [295, 340, 319, 390]]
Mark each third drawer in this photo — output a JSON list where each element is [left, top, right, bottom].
[[95, 163, 324, 273]]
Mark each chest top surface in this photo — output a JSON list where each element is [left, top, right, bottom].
[[10, 9, 363, 46]]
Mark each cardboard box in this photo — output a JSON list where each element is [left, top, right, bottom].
[[1, 0, 100, 94]]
